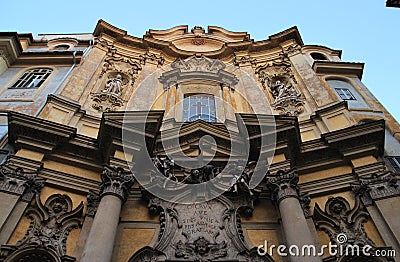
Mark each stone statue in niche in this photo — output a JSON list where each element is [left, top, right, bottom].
[[103, 74, 123, 96], [91, 73, 127, 112], [271, 79, 301, 102], [256, 58, 305, 116]]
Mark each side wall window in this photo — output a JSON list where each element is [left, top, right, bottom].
[[387, 156, 400, 173], [10, 68, 52, 89], [182, 94, 216, 122], [327, 79, 368, 108]]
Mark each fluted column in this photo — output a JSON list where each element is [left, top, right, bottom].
[[267, 170, 321, 262], [80, 166, 134, 262]]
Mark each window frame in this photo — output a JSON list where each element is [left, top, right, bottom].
[[387, 156, 400, 173], [10, 68, 53, 89], [334, 87, 356, 101], [182, 94, 216, 122]]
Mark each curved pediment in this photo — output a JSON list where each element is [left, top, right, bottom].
[[93, 20, 303, 59]]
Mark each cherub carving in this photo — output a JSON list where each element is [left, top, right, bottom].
[[175, 236, 227, 260]]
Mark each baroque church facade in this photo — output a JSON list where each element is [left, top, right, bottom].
[[0, 20, 399, 262]]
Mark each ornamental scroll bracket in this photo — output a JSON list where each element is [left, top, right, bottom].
[[313, 196, 375, 248], [0, 194, 84, 262], [135, 188, 273, 262]]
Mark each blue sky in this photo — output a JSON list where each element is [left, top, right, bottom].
[[1, 1, 399, 122]]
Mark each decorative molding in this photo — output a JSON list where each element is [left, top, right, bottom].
[[299, 193, 312, 218], [175, 236, 227, 260], [0, 165, 44, 202], [352, 171, 400, 205], [233, 54, 256, 67], [158, 55, 239, 90], [134, 192, 272, 261], [0, 194, 83, 262], [282, 44, 302, 56], [91, 91, 125, 112], [255, 57, 304, 116], [191, 36, 205, 46], [86, 190, 100, 217], [99, 166, 135, 202], [266, 169, 299, 203], [313, 196, 375, 247], [139, 51, 165, 66]]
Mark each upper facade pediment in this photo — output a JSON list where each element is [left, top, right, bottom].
[[93, 20, 304, 58]]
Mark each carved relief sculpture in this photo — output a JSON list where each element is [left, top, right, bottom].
[[0, 194, 84, 262], [313, 196, 375, 248], [256, 58, 305, 116], [91, 53, 141, 112]]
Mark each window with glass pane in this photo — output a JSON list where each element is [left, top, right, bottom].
[[10, 68, 52, 89], [335, 88, 356, 100], [387, 156, 400, 173], [182, 94, 216, 122]]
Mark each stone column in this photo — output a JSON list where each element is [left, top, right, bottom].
[[352, 171, 400, 258], [80, 166, 134, 262], [267, 170, 321, 262]]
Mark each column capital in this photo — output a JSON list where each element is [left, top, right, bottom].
[[99, 166, 135, 202], [266, 169, 299, 203], [352, 171, 400, 205], [0, 165, 45, 202]]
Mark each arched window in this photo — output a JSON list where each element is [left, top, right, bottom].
[[10, 68, 52, 89], [310, 52, 328, 61], [182, 94, 216, 122]]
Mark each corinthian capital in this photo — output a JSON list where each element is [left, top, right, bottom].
[[352, 171, 400, 205], [99, 166, 135, 202], [0, 165, 45, 201], [266, 169, 299, 203]]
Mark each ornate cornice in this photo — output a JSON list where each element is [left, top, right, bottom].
[[92, 20, 304, 60]]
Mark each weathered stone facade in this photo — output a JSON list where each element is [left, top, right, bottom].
[[0, 20, 399, 262]]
